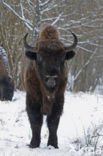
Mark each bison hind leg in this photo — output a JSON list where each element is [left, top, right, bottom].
[[0, 77, 14, 101]]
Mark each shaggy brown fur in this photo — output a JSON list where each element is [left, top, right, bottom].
[[37, 24, 63, 52], [37, 40, 64, 52], [39, 24, 59, 40]]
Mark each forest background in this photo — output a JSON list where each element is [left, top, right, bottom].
[[0, 0, 103, 92]]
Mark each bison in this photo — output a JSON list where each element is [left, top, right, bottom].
[[21, 24, 78, 148], [0, 45, 14, 101]]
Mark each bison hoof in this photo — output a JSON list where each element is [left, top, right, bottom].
[[29, 143, 39, 148], [48, 145, 58, 149], [29, 140, 40, 148], [47, 142, 58, 149]]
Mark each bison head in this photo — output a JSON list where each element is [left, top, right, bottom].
[[23, 32, 78, 93]]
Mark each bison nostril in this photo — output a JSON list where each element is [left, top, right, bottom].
[[45, 75, 57, 88], [47, 78, 56, 88]]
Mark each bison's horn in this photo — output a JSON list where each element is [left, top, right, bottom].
[[23, 33, 37, 51], [65, 32, 78, 51]]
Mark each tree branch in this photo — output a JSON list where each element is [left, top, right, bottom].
[[2, 0, 33, 30], [52, 13, 63, 25]]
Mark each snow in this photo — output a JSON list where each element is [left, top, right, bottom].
[[0, 91, 103, 156]]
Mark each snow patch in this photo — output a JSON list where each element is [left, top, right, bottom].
[[0, 91, 103, 155]]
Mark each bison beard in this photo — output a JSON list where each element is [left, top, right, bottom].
[[21, 24, 78, 148]]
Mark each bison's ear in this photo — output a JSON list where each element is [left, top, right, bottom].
[[65, 50, 75, 60], [25, 51, 37, 60]]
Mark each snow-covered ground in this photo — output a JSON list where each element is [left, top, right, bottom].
[[0, 91, 103, 156]]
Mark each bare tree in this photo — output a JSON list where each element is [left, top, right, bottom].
[[1, 0, 103, 92]]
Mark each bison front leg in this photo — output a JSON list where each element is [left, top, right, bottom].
[[47, 115, 60, 148], [26, 94, 43, 148], [47, 95, 64, 148]]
